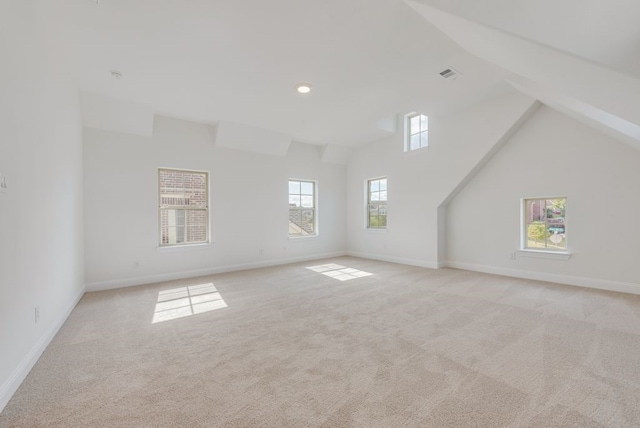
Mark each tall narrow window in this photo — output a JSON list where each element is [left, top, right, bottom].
[[289, 180, 316, 237], [367, 177, 387, 228], [405, 113, 428, 151], [159, 168, 209, 246], [522, 197, 567, 252]]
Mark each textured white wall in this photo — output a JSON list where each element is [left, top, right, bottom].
[[0, 0, 84, 411], [447, 106, 640, 290], [83, 116, 347, 290]]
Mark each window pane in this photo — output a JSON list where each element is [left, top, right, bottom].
[[379, 179, 387, 191], [289, 181, 300, 194], [289, 195, 301, 207], [410, 116, 420, 134], [370, 192, 380, 202], [524, 197, 566, 251], [420, 115, 428, 131], [289, 179, 317, 237], [301, 181, 313, 195], [302, 209, 315, 234], [159, 169, 208, 246], [420, 131, 428, 148], [379, 191, 387, 201], [410, 134, 420, 150], [370, 180, 379, 192]]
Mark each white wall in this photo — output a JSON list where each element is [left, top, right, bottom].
[[447, 106, 640, 292], [346, 90, 536, 267], [83, 116, 346, 290], [0, 0, 84, 411]]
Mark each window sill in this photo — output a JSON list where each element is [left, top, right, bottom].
[[365, 227, 388, 232], [157, 243, 212, 253], [517, 249, 571, 261], [288, 235, 319, 240]]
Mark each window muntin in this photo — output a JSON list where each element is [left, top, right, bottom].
[[367, 177, 387, 228], [289, 180, 316, 237], [159, 168, 209, 246], [405, 113, 428, 151], [522, 197, 567, 252]]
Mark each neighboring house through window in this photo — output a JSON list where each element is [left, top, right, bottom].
[[159, 168, 209, 246], [289, 180, 316, 237], [367, 177, 387, 228], [522, 197, 567, 252]]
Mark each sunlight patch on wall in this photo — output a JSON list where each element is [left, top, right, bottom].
[[306, 263, 373, 281], [152, 283, 227, 324]]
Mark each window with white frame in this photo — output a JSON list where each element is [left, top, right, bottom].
[[289, 180, 316, 237], [159, 168, 209, 246], [367, 177, 387, 228], [405, 113, 428, 151], [522, 197, 567, 252]]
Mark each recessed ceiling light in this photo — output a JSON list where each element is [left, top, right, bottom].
[[110, 70, 123, 80], [296, 83, 312, 94]]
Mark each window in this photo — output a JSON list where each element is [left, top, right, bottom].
[[289, 180, 316, 237], [522, 197, 567, 252], [367, 177, 387, 228], [405, 113, 428, 151], [159, 168, 209, 246]]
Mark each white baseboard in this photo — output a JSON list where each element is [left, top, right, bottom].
[[0, 287, 85, 414], [85, 252, 348, 292], [347, 251, 440, 269], [445, 261, 640, 295]]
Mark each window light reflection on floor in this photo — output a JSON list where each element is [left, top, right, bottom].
[[152, 282, 227, 324], [306, 263, 373, 281]]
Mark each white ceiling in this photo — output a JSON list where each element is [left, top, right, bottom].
[[60, 0, 640, 148], [62, 0, 510, 147]]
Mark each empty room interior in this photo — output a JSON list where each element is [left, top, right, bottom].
[[2, 0, 640, 426]]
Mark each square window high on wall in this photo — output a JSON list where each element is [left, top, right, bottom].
[[522, 197, 567, 252], [405, 112, 428, 151], [289, 179, 317, 237], [158, 168, 209, 246]]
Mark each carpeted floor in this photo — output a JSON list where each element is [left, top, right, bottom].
[[2, 256, 640, 427]]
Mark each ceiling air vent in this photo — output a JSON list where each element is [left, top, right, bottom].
[[439, 68, 462, 80]]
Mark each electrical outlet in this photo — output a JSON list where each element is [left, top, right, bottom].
[[510, 252, 516, 260], [35, 306, 40, 323], [133, 261, 140, 269]]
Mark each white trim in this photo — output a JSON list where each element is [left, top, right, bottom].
[[85, 252, 347, 292], [0, 287, 85, 414], [156, 242, 212, 253], [517, 250, 571, 260], [444, 261, 640, 296], [347, 251, 439, 269]]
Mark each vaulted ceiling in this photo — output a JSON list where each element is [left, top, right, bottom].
[[58, 0, 640, 149]]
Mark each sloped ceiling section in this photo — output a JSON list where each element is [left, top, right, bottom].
[[405, 0, 640, 151]]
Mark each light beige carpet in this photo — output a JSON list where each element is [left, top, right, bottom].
[[2, 256, 640, 427]]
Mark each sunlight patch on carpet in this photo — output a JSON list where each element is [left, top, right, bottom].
[[152, 283, 227, 323], [306, 263, 373, 281]]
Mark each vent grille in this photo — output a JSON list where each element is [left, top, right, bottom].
[[439, 68, 462, 80]]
